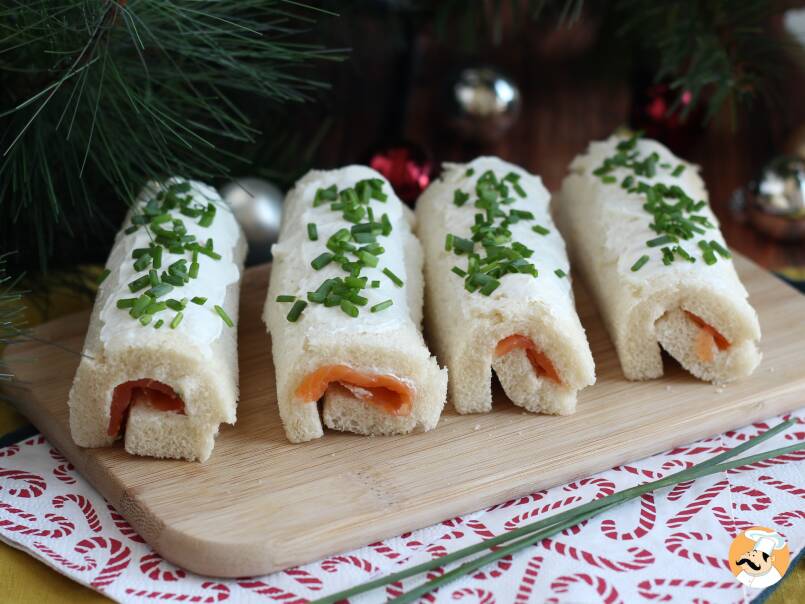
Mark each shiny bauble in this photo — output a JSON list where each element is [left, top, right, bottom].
[[630, 82, 703, 154], [219, 177, 284, 265], [746, 156, 805, 241], [447, 66, 521, 142]]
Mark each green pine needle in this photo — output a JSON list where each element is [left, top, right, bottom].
[[0, 253, 26, 381], [0, 1, 345, 273]]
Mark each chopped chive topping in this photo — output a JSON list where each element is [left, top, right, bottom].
[[445, 233, 454, 251], [595, 132, 722, 267], [554, 268, 567, 278], [631, 255, 650, 272], [128, 275, 151, 293], [340, 298, 359, 318], [466, 168, 475, 177], [454, 190, 470, 206], [311, 252, 334, 270], [116, 298, 136, 309], [115, 180, 226, 327], [646, 235, 675, 247], [192, 296, 207, 305], [532, 224, 550, 236], [281, 178, 397, 321], [710, 240, 731, 258], [287, 300, 307, 322], [383, 267, 403, 287], [215, 305, 234, 327], [451, 266, 467, 277], [97, 269, 111, 284], [147, 283, 173, 299], [170, 312, 183, 329], [371, 299, 393, 313]]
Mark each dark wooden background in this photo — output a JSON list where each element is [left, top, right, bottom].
[[309, 13, 805, 271]]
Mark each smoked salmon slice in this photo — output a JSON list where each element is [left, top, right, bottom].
[[295, 365, 414, 416], [108, 379, 185, 436], [684, 311, 731, 364], [495, 335, 562, 384]]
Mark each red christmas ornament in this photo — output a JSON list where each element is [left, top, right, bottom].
[[631, 83, 703, 154], [367, 142, 433, 205]]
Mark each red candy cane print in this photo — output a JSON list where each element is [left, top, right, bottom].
[[106, 503, 146, 543], [139, 552, 186, 581], [601, 493, 656, 540], [667, 480, 695, 502], [637, 578, 742, 602], [759, 475, 805, 499], [52, 494, 102, 533], [710, 506, 753, 537], [321, 555, 377, 574], [665, 479, 728, 528], [727, 449, 805, 473], [0, 468, 46, 498], [237, 579, 304, 603], [283, 568, 323, 592], [23, 435, 46, 446], [730, 484, 771, 512], [369, 540, 404, 560], [540, 538, 654, 572], [466, 518, 495, 539], [471, 555, 512, 580], [34, 536, 131, 589], [774, 510, 805, 527], [514, 555, 544, 604], [619, 458, 693, 481], [564, 477, 617, 499], [486, 491, 546, 511], [0, 502, 74, 538], [546, 573, 621, 604], [503, 495, 582, 531], [0, 444, 19, 457], [53, 462, 77, 485], [126, 581, 229, 602], [451, 587, 495, 604], [665, 532, 729, 570]]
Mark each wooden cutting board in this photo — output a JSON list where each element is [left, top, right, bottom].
[[2, 254, 804, 578]]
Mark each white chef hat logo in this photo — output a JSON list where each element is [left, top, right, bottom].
[[731, 526, 790, 589]]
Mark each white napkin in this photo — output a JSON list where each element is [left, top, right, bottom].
[[1, 409, 802, 604]]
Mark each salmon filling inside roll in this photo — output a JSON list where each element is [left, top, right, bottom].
[[296, 365, 414, 416], [109, 379, 185, 436], [684, 311, 731, 363], [495, 335, 562, 384]]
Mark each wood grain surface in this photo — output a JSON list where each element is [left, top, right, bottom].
[[2, 254, 804, 578]]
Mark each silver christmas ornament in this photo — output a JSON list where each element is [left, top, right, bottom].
[[447, 66, 521, 142], [746, 156, 805, 241], [219, 177, 284, 264]]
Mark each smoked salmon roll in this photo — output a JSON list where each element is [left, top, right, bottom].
[[68, 178, 246, 461], [555, 133, 761, 383], [264, 166, 447, 443], [415, 157, 595, 415]]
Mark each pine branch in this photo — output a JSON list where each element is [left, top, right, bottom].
[[0, 1, 344, 273], [615, 0, 786, 124], [0, 253, 26, 381]]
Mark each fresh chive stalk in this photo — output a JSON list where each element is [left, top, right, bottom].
[[215, 305, 234, 327], [310, 421, 800, 604]]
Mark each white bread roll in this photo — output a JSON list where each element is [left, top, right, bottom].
[[555, 134, 761, 383], [263, 166, 447, 443], [416, 157, 595, 415], [68, 178, 246, 461]]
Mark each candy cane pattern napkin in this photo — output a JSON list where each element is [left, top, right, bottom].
[[1, 409, 803, 604]]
